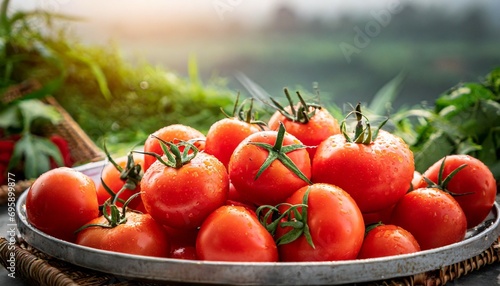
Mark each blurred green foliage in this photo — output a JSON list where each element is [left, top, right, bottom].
[[390, 68, 500, 181], [0, 0, 235, 155]]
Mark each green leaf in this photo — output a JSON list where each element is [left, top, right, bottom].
[[8, 133, 63, 179], [0, 103, 21, 129], [413, 132, 455, 172], [369, 71, 406, 116], [436, 83, 496, 116], [485, 67, 500, 95], [455, 99, 500, 138], [33, 136, 64, 167], [66, 49, 112, 100], [476, 127, 500, 180], [17, 99, 61, 132]]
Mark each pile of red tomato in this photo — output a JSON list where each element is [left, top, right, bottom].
[[24, 95, 497, 263]]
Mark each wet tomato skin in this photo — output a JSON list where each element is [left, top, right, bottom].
[[228, 130, 311, 206], [26, 167, 99, 242], [143, 124, 205, 172], [357, 224, 421, 259], [196, 205, 278, 262], [417, 155, 497, 229], [141, 152, 228, 230], [268, 106, 340, 159], [390, 187, 467, 251], [276, 183, 365, 262], [312, 130, 414, 213], [76, 212, 170, 257], [205, 117, 261, 168]]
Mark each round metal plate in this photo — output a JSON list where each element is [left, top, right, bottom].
[[15, 161, 500, 285]]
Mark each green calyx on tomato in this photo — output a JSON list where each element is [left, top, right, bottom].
[[364, 221, 384, 237], [75, 185, 141, 232], [249, 122, 312, 184], [256, 186, 315, 248], [140, 136, 198, 169], [222, 92, 267, 128], [341, 103, 388, 145], [422, 156, 473, 197], [104, 144, 143, 193], [271, 88, 322, 124]]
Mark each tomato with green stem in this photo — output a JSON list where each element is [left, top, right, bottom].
[[143, 124, 206, 172], [76, 193, 169, 257], [416, 155, 497, 229], [267, 88, 340, 159], [140, 139, 228, 229], [357, 224, 420, 259], [390, 187, 467, 250], [26, 167, 99, 242], [205, 95, 265, 168], [259, 183, 364, 262], [228, 122, 312, 206], [96, 150, 146, 212], [312, 103, 414, 213], [196, 205, 278, 262]]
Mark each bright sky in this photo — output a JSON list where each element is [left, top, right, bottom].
[[11, 0, 488, 23]]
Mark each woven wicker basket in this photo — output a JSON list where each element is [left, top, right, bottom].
[[0, 236, 499, 286], [0, 80, 105, 205]]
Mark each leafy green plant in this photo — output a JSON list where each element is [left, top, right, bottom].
[[0, 99, 64, 179], [1, 0, 235, 157], [391, 68, 500, 180]]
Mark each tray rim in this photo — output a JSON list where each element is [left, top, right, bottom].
[[14, 161, 500, 285]]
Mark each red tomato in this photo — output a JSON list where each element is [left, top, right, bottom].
[[228, 126, 311, 206], [164, 225, 199, 260], [357, 224, 421, 259], [226, 182, 257, 211], [170, 245, 198, 260], [417, 155, 497, 229], [362, 204, 396, 226], [96, 153, 146, 212], [141, 151, 228, 229], [312, 129, 414, 213], [205, 118, 262, 168], [268, 105, 340, 159], [26, 167, 99, 242], [390, 188, 467, 250], [97, 154, 146, 212], [411, 171, 422, 191], [143, 124, 206, 171], [275, 184, 365, 262], [76, 212, 169, 257], [196, 205, 278, 262]]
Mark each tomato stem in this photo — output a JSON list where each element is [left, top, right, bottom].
[[249, 122, 312, 185], [422, 156, 474, 197], [364, 221, 384, 237], [221, 92, 267, 128], [256, 186, 315, 248], [271, 88, 322, 124], [137, 136, 199, 169], [341, 103, 388, 144]]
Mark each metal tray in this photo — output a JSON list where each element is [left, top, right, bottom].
[[15, 161, 500, 285]]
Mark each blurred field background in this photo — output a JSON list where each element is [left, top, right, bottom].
[[6, 0, 500, 150], [22, 0, 499, 106]]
